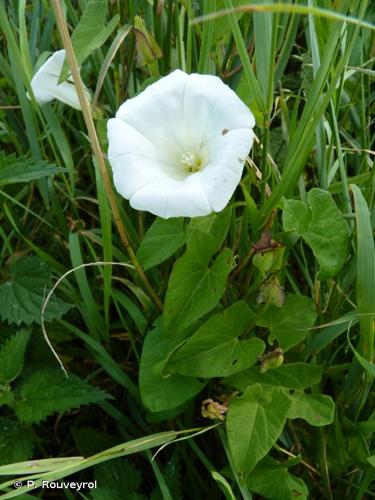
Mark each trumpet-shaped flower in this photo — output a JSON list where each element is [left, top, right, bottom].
[[107, 70, 255, 218], [29, 50, 90, 110]]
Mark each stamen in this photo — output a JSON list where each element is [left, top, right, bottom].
[[180, 151, 205, 174]]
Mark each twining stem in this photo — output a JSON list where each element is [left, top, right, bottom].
[[51, 0, 163, 311]]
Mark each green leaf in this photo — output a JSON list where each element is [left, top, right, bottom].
[[0, 418, 34, 466], [0, 390, 14, 408], [283, 188, 349, 280], [257, 294, 317, 351], [247, 456, 309, 500], [0, 151, 65, 185], [226, 363, 323, 392], [288, 392, 335, 427], [93, 459, 144, 500], [0, 256, 71, 326], [14, 369, 110, 424], [226, 383, 291, 479], [211, 471, 236, 500], [351, 184, 375, 368], [139, 323, 205, 412], [166, 302, 265, 378], [188, 207, 232, 250], [60, 0, 119, 81], [137, 218, 186, 270], [164, 231, 234, 337], [0, 329, 31, 384]]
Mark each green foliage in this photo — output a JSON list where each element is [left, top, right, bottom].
[[92, 459, 145, 500], [137, 218, 187, 270], [139, 322, 205, 412], [164, 231, 234, 337], [227, 363, 335, 427], [0, 329, 30, 384], [256, 294, 317, 351], [283, 189, 349, 280], [166, 302, 265, 377], [0, 151, 66, 185], [0, 256, 71, 326], [226, 362, 323, 391], [14, 369, 110, 424], [60, 0, 119, 81], [287, 392, 335, 427], [0, 418, 34, 466], [247, 457, 309, 500], [0, 0, 374, 498], [226, 383, 292, 479]]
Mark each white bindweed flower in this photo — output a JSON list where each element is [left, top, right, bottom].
[[29, 50, 90, 110], [107, 69, 255, 218]]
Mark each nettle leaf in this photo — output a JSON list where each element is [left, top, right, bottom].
[[283, 188, 349, 280], [14, 369, 110, 424], [0, 329, 31, 384], [60, 0, 119, 81], [0, 151, 66, 185], [288, 392, 335, 427], [257, 294, 317, 351], [0, 255, 71, 326], [166, 302, 265, 378], [0, 417, 34, 466], [139, 323, 205, 412], [226, 363, 323, 392], [247, 456, 309, 500], [137, 218, 187, 270], [164, 231, 234, 337], [227, 383, 291, 479]]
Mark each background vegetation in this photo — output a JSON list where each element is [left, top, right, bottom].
[[0, 0, 374, 498]]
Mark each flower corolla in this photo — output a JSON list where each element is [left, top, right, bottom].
[[29, 50, 90, 110], [107, 69, 255, 218]]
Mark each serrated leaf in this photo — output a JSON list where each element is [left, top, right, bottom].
[[137, 218, 186, 270], [283, 189, 349, 280], [227, 384, 291, 478], [0, 151, 66, 185], [0, 329, 30, 383], [164, 231, 234, 337], [0, 256, 71, 326], [288, 392, 335, 427], [60, 0, 119, 81], [139, 323, 205, 412], [166, 302, 265, 378], [256, 294, 317, 351], [14, 369, 110, 424], [226, 363, 323, 392], [247, 456, 309, 500], [0, 418, 34, 465]]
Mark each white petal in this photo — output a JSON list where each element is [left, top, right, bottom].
[[200, 164, 242, 212], [30, 50, 90, 110], [200, 129, 254, 211], [130, 174, 211, 219], [209, 128, 254, 174], [179, 73, 255, 146], [116, 70, 188, 159], [111, 155, 172, 200], [108, 118, 158, 159]]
